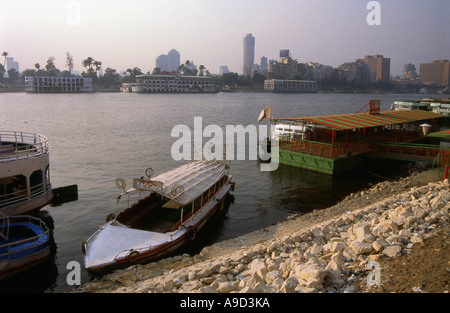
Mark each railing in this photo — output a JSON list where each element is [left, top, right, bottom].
[[279, 139, 371, 158], [0, 131, 49, 161], [368, 142, 443, 162], [0, 213, 49, 262]]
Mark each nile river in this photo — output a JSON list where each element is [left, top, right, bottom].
[[0, 91, 430, 292]]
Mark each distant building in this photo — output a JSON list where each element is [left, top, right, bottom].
[[25, 76, 92, 93], [243, 33, 255, 76], [267, 57, 299, 80], [167, 49, 180, 72], [156, 54, 169, 72], [264, 79, 317, 93], [403, 63, 418, 80], [338, 60, 374, 86], [219, 66, 229, 75], [363, 54, 390, 82], [260, 57, 268, 74], [5, 57, 19, 75], [419, 60, 450, 87], [156, 49, 181, 72]]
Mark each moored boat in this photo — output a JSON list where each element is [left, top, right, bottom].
[[0, 213, 52, 281], [0, 131, 53, 216], [82, 160, 235, 273]]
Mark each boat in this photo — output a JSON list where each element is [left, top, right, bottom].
[[0, 213, 52, 281], [122, 74, 219, 93], [270, 101, 447, 175], [83, 160, 235, 273], [390, 98, 450, 117], [0, 131, 53, 216], [24, 76, 93, 93]]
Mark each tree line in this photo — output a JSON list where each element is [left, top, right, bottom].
[[1, 51, 266, 90]]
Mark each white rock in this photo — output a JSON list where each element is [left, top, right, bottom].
[[350, 240, 374, 255], [383, 245, 402, 258]]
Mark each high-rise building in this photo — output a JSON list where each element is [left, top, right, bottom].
[[219, 66, 229, 75], [156, 54, 169, 72], [243, 33, 255, 76], [5, 57, 20, 74], [167, 49, 180, 72], [363, 54, 390, 82], [260, 57, 268, 74], [419, 60, 450, 87], [155, 49, 180, 73]]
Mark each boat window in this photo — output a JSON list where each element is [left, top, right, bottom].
[[0, 175, 27, 208], [30, 170, 44, 198]]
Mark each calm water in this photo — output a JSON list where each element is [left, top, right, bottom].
[[0, 91, 429, 292]]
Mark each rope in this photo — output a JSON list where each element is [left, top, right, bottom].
[[363, 168, 401, 181]]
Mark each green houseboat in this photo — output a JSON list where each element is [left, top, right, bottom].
[[270, 101, 446, 175]]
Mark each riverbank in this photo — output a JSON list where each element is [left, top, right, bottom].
[[69, 168, 449, 293]]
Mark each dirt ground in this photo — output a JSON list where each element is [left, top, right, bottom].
[[359, 223, 449, 293]]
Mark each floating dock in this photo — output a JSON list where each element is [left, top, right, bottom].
[[271, 101, 448, 175]]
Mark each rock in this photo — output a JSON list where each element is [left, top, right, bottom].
[[410, 235, 424, 244], [350, 240, 374, 255], [372, 238, 389, 252], [383, 245, 402, 258], [280, 276, 298, 293], [217, 281, 239, 293]]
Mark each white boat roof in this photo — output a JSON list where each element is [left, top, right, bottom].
[[131, 161, 228, 206]]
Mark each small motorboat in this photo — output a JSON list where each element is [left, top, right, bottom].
[[83, 160, 235, 273], [0, 213, 52, 281]]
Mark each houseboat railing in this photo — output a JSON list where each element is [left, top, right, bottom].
[[0, 131, 49, 161], [368, 142, 443, 162]]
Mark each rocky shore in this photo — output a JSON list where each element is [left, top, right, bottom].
[[71, 169, 449, 293]]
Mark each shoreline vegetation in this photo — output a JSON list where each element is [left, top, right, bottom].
[[69, 168, 449, 293]]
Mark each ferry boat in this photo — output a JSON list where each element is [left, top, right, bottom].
[[263, 79, 318, 93], [391, 98, 450, 117], [0, 131, 53, 216], [82, 160, 234, 273], [121, 74, 219, 93], [0, 213, 52, 281], [25, 76, 93, 93]]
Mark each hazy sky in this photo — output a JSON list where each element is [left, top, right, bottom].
[[1, 0, 449, 75]]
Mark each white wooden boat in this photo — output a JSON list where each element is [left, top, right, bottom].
[[83, 160, 235, 273], [0, 213, 52, 281]]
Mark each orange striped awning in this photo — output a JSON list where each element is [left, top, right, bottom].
[[272, 110, 444, 131]]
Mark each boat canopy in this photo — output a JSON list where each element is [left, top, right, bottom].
[[128, 161, 228, 206], [427, 129, 450, 138], [272, 110, 444, 131]]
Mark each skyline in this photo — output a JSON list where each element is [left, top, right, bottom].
[[1, 0, 449, 76]]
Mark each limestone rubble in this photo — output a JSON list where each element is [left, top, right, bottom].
[[72, 175, 449, 293]]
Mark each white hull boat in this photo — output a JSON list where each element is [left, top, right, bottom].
[[83, 160, 235, 273]]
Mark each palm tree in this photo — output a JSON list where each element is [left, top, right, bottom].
[[66, 52, 74, 75], [2, 51, 8, 68], [199, 65, 206, 76], [82, 57, 95, 73]]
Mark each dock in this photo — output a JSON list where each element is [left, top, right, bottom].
[[271, 101, 449, 175]]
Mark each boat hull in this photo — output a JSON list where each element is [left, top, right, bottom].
[[0, 216, 52, 281]]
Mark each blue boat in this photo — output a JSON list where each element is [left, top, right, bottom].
[[0, 214, 51, 281]]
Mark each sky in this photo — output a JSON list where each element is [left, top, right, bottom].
[[0, 0, 449, 76]]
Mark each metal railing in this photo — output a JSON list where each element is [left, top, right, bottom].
[[0, 131, 49, 161], [0, 213, 50, 262]]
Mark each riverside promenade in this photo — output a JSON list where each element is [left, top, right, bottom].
[[70, 169, 449, 293]]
